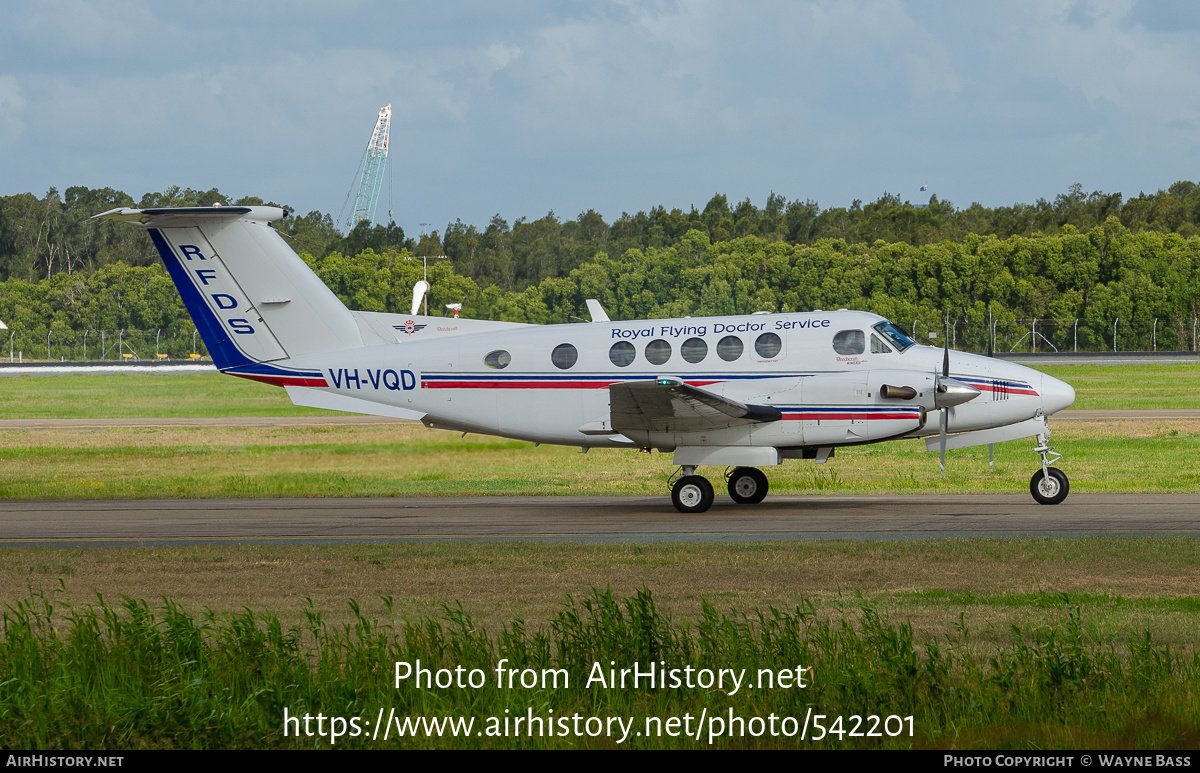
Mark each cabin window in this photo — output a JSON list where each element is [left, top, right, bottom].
[[609, 341, 636, 367], [551, 343, 578, 369], [717, 335, 743, 362], [681, 337, 708, 363], [645, 339, 672, 365], [484, 350, 511, 369], [871, 334, 892, 354], [833, 330, 865, 355], [754, 332, 782, 359]]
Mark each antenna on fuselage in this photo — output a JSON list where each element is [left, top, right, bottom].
[[585, 299, 611, 323]]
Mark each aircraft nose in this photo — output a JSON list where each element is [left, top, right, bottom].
[[1039, 373, 1076, 415]]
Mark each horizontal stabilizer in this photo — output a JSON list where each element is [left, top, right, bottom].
[[285, 386, 426, 421]]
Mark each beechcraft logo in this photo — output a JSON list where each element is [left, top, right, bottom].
[[394, 320, 427, 336]]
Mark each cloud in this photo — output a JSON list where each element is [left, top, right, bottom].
[[0, 76, 25, 141], [5, 1, 1200, 228]]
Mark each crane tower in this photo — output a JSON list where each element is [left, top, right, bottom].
[[351, 104, 392, 226]]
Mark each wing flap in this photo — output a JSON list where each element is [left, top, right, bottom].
[[609, 378, 781, 434]]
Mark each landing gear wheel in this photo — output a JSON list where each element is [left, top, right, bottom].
[[1030, 467, 1069, 505], [727, 467, 769, 505], [672, 475, 715, 514]]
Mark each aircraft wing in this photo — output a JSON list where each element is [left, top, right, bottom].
[[609, 378, 781, 434]]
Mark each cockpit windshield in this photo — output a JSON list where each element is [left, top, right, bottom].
[[873, 321, 916, 352]]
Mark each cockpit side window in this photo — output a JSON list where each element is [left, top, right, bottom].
[[873, 321, 916, 352], [871, 334, 892, 354], [832, 329, 865, 355]]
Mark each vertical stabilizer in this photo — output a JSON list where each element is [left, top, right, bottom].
[[92, 206, 363, 373]]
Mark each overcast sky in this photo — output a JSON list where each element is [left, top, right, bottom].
[[3, 0, 1200, 236]]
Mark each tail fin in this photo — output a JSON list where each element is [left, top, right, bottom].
[[93, 206, 362, 377]]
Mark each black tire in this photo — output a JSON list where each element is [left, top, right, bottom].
[[671, 475, 715, 514], [727, 467, 769, 505], [1030, 467, 1069, 505]]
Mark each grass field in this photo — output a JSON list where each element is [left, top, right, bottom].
[[0, 418, 1198, 499], [0, 372, 332, 419], [7, 539, 1199, 646], [4, 540, 1200, 748], [1, 364, 1198, 748]]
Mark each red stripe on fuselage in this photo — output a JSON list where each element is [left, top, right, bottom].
[[421, 379, 724, 389], [231, 373, 329, 388]]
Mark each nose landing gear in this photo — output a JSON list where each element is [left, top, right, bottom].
[[1030, 425, 1069, 505]]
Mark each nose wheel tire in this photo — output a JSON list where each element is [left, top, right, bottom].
[[727, 467, 769, 505], [1030, 467, 1069, 505], [672, 475, 715, 514]]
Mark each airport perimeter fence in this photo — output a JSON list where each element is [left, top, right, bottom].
[[3, 326, 210, 363], [3, 316, 1199, 363], [862, 315, 1199, 355]]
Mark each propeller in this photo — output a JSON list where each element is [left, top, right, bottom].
[[939, 318, 949, 475]]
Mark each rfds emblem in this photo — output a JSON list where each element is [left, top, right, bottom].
[[394, 320, 427, 336]]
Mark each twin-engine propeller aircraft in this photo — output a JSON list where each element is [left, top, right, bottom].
[[95, 205, 1076, 513]]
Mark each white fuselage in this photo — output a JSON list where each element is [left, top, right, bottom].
[[288, 309, 1075, 452]]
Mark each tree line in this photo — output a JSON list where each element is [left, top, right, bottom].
[[3, 208, 1199, 359], [7, 181, 1200, 286]]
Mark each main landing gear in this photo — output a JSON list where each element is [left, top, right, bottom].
[[1029, 427, 1069, 505], [670, 466, 770, 513]]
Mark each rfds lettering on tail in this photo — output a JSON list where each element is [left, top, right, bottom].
[[94, 205, 1076, 512]]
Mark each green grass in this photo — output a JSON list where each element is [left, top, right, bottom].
[[0, 373, 331, 419], [0, 418, 1196, 499], [1, 363, 1198, 420], [1, 584, 1196, 749], [1037, 363, 1200, 410]]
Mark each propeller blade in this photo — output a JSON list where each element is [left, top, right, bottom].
[[943, 319, 950, 378], [939, 409, 947, 475]]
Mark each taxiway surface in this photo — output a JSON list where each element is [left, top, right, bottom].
[[1, 493, 1196, 547]]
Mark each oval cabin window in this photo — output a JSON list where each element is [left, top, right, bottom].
[[755, 332, 782, 359], [717, 335, 743, 362], [551, 343, 578, 369], [681, 337, 708, 363], [645, 339, 672, 365], [609, 341, 635, 367], [484, 350, 511, 369]]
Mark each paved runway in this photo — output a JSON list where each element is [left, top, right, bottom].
[[1, 493, 1197, 547]]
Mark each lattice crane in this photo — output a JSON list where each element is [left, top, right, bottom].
[[349, 104, 391, 226]]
